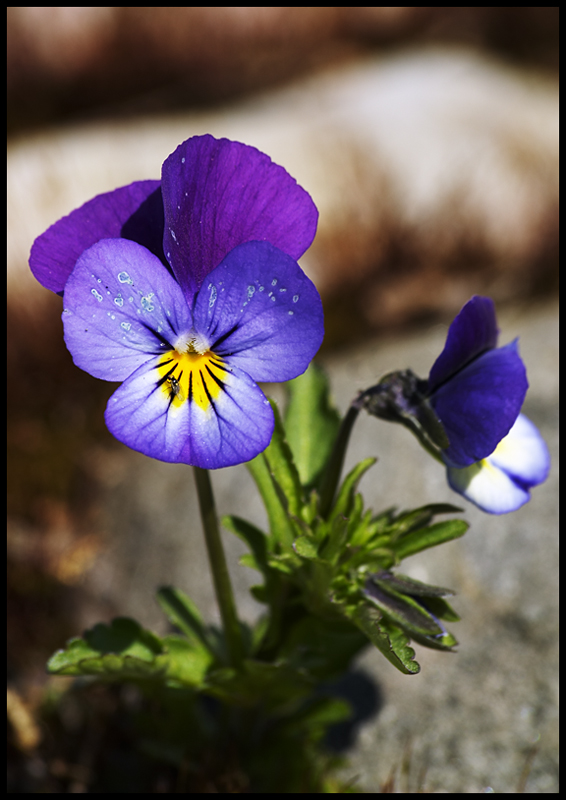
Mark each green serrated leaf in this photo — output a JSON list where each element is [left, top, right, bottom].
[[160, 635, 213, 687], [352, 605, 420, 674], [47, 618, 213, 688], [47, 618, 165, 679], [239, 553, 261, 570], [392, 519, 468, 559], [267, 555, 296, 575], [293, 535, 319, 559], [284, 362, 342, 487]]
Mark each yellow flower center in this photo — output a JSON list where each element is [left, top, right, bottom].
[[157, 346, 227, 412]]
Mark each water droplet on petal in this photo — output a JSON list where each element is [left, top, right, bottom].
[[118, 271, 133, 285], [114, 294, 124, 307], [259, 285, 264, 292], [91, 289, 103, 302], [288, 310, 294, 315], [271, 278, 278, 286], [140, 293, 155, 312], [121, 321, 131, 331], [209, 285, 217, 308], [293, 294, 299, 303], [247, 285, 255, 300]]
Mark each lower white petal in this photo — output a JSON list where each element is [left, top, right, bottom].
[[446, 459, 530, 514]]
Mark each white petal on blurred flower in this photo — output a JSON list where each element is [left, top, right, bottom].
[[489, 414, 550, 486], [446, 414, 549, 514]]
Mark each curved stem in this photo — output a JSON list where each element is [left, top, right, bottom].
[[193, 466, 243, 668]]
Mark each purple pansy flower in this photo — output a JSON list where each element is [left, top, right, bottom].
[[30, 135, 324, 468], [427, 296, 549, 512]]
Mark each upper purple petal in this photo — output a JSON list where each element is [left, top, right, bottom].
[[428, 296, 499, 393], [30, 180, 163, 294], [192, 241, 324, 382], [430, 340, 528, 467], [161, 135, 318, 300]]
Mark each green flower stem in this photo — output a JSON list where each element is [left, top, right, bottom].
[[318, 402, 361, 519], [193, 466, 243, 668]]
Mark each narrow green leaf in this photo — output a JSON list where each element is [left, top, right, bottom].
[[156, 587, 219, 658], [247, 453, 296, 552], [263, 400, 303, 516], [390, 503, 464, 541], [318, 514, 349, 564], [392, 519, 469, 559], [373, 572, 455, 598], [222, 515, 268, 572], [284, 362, 342, 487], [330, 458, 376, 523]]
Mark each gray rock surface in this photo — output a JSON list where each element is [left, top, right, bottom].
[[83, 298, 558, 793]]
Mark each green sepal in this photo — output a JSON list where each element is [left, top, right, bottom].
[[284, 362, 342, 488], [392, 519, 468, 559], [365, 580, 457, 649], [372, 571, 455, 598]]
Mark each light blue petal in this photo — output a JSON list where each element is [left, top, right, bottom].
[[63, 239, 193, 382], [192, 240, 324, 382], [488, 414, 550, 487], [446, 459, 530, 514], [105, 355, 190, 462], [445, 414, 549, 513], [179, 364, 275, 468], [105, 356, 274, 468]]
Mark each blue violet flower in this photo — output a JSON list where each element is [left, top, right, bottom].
[[359, 296, 549, 514], [30, 135, 324, 468], [427, 296, 549, 513]]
